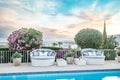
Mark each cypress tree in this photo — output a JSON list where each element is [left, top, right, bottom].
[[101, 20, 108, 49]]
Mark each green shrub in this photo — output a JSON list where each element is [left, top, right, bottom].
[[74, 28, 102, 49], [0, 48, 9, 51], [65, 51, 73, 57], [42, 46, 62, 50], [11, 52, 22, 59], [106, 36, 118, 49], [102, 49, 116, 60]]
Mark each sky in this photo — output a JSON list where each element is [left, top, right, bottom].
[[0, 0, 120, 42]]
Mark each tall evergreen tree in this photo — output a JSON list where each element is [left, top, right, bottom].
[[101, 20, 108, 49], [58, 42, 63, 48]]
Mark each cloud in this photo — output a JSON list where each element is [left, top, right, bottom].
[[0, 0, 120, 42], [45, 14, 82, 28], [110, 12, 120, 24], [66, 10, 120, 36], [0, 0, 21, 6], [11, 12, 82, 29], [91, 0, 98, 11], [0, 7, 20, 40], [0, 0, 60, 14], [71, 8, 102, 21], [106, 12, 120, 35], [68, 1, 120, 36], [0, 5, 83, 42], [0, 25, 15, 39], [0, 7, 18, 22], [20, 0, 59, 14], [65, 19, 114, 36], [70, 1, 120, 21], [37, 27, 73, 38]]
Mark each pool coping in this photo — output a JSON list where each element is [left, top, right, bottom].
[[0, 69, 120, 76]]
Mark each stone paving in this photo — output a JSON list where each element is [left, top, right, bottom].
[[0, 60, 120, 73]]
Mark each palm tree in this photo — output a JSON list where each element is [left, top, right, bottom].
[[52, 42, 57, 47], [58, 42, 63, 48]]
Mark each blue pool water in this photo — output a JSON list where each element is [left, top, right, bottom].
[[0, 69, 120, 80]]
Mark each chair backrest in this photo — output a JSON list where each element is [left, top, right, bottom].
[[30, 48, 56, 57], [81, 48, 104, 57]]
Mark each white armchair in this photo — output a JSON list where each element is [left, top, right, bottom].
[[30, 48, 56, 66], [81, 48, 105, 65]]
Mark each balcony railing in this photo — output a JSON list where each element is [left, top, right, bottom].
[[0, 49, 116, 63], [0, 50, 31, 63], [0, 50, 81, 63]]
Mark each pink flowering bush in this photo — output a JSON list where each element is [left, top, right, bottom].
[[7, 28, 43, 51], [56, 48, 77, 59]]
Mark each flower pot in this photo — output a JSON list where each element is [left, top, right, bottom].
[[116, 50, 120, 62], [13, 58, 21, 66], [66, 57, 74, 64]]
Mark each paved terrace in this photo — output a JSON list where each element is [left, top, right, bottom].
[[0, 60, 120, 73]]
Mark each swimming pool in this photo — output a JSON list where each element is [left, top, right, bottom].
[[0, 69, 120, 80]]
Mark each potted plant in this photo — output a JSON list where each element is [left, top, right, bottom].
[[65, 51, 74, 64], [11, 51, 22, 66]]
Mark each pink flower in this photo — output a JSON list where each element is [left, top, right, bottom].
[[7, 28, 43, 51], [25, 44, 30, 47]]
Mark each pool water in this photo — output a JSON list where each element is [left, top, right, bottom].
[[0, 69, 120, 80]]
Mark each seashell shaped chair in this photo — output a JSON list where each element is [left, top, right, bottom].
[[81, 48, 105, 65], [30, 48, 56, 66]]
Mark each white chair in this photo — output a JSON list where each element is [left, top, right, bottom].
[[81, 48, 105, 65], [30, 48, 56, 66]]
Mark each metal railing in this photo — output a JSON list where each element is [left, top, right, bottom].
[[0, 49, 116, 63], [0, 50, 31, 63], [0, 50, 81, 63]]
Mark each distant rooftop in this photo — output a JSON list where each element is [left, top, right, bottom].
[[0, 42, 8, 45]]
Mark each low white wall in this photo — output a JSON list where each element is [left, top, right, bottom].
[[83, 56, 105, 65], [31, 58, 55, 66]]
